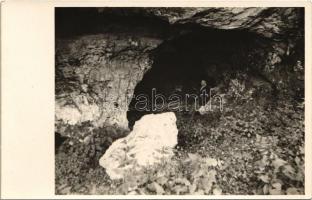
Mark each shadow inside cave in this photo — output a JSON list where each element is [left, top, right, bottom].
[[126, 27, 263, 129]]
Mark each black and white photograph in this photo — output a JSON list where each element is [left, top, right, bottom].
[[2, 1, 311, 198], [54, 7, 306, 195]]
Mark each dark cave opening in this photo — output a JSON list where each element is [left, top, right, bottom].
[[54, 7, 275, 142], [127, 28, 265, 128]]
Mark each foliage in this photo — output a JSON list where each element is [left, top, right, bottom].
[[56, 70, 304, 195], [55, 126, 128, 194]]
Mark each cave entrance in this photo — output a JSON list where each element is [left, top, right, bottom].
[[127, 28, 258, 128]]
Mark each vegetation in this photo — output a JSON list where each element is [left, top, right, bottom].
[[56, 69, 304, 195]]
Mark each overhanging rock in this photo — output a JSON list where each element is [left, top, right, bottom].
[[141, 7, 302, 38], [96, 7, 302, 38]]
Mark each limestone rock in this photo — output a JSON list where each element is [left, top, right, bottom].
[[55, 34, 162, 138], [95, 7, 302, 38], [144, 7, 302, 39], [99, 112, 178, 179]]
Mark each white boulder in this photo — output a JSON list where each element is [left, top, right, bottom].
[[99, 112, 178, 179]]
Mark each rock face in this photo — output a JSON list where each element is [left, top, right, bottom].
[[155, 7, 302, 38], [99, 112, 178, 179], [55, 34, 162, 138], [98, 7, 302, 38]]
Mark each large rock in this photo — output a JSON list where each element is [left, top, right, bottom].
[[99, 112, 178, 179]]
